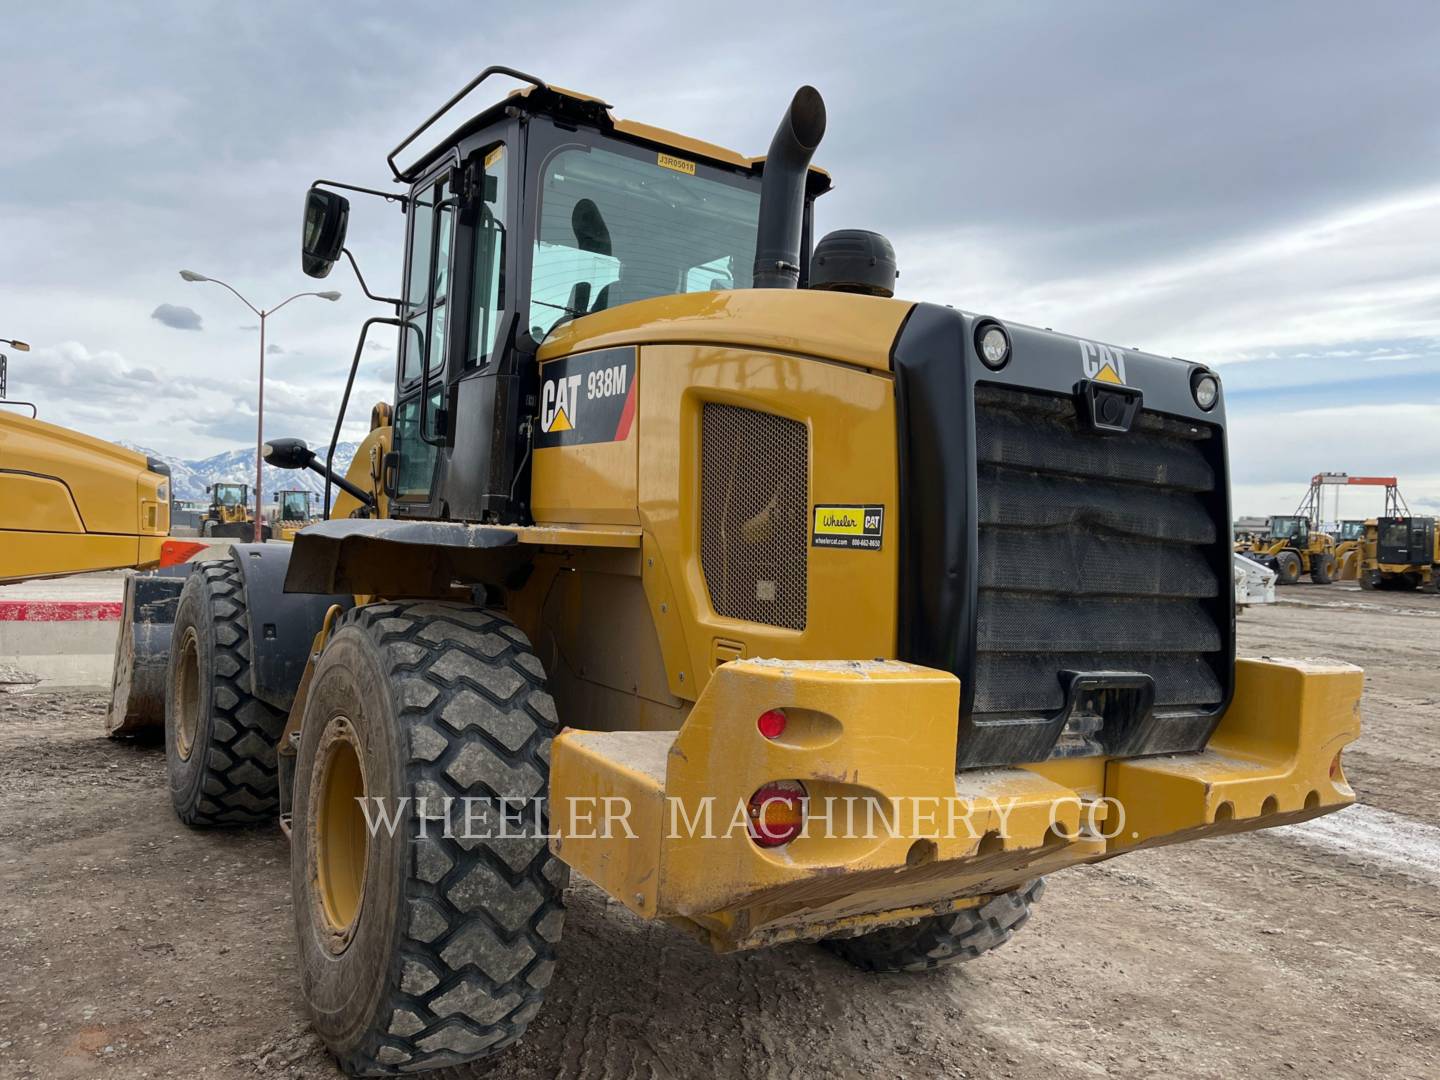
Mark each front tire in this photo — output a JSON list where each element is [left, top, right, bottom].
[[165, 560, 287, 826], [291, 601, 566, 1077], [822, 879, 1044, 973], [1276, 551, 1302, 585]]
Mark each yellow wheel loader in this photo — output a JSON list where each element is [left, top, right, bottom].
[[1245, 515, 1336, 585], [271, 488, 316, 542], [1334, 518, 1366, 580], [201, 481, 267, 539], [112, 70, 1363, 1076], [0, 406, 199, 584]]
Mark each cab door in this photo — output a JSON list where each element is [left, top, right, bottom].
[[390, 141, 513, 519], [391, 167, 459, 516]]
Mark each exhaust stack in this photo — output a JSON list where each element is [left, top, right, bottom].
[[752, 86, 827, 289]]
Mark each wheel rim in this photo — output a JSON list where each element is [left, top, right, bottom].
[[173, 627, 201, 761], [313, 716, 369, 948]]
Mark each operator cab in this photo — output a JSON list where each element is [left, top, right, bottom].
[[1376, 516, 1433, 567], [1268, 515, 1309, 546], [211, 482, 247, 508], [298, 71, 829, 526]]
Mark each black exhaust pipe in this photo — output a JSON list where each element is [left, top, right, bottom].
[[752, 86, 827, 289]]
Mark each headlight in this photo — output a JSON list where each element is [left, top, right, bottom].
[[976, 322, 1011, 369], [1191, 370, 1219, 411], [157, 481, 169, 501]]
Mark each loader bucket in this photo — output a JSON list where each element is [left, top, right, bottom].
[[105, 565, 195, 737]]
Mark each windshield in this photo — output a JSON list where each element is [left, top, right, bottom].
[[1380, 521, 1409, 548], [280, 492, 309, 520], [528, 144, 761, 339], [215, 485, 244, 507], [1339, 520, 1365, 541], [1270, 516, 1303, 540]]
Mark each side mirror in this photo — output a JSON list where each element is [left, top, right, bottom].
[[302, 188, 350, 279], [263, 437, 315, 470]]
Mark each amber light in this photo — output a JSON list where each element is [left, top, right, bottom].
[[757, 709, 788, 740], [747, 780, 808, 848]]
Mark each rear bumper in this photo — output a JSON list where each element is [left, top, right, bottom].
[[549, 656, 1360, 952]]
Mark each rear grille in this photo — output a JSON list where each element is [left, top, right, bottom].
[[699, 404, 808, 630], [973, 385, 1225, 720]]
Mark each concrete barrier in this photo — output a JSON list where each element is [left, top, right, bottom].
[[0, 541, 236, 690]]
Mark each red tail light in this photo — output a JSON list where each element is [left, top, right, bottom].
[[747, 780, 807, 848]]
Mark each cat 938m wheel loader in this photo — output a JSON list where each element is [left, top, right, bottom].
[[111, 69, 1363, 1076]]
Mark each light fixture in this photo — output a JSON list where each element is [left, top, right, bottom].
[[1192, 370, 1219, 411], [976, 321, 1010, 370]]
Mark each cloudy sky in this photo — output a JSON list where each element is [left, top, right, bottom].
[[2, 2, 1438, 518]]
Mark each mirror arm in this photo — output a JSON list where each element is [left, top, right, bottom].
[[341, 248, 403, 309], [303, 458, 373, 508], [313, 178, 408, 209]]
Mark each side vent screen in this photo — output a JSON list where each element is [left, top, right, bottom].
[[700, 403, 808, 630]]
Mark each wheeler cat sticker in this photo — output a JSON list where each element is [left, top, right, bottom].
[[812, 504, 885, 550], [536, 346, 637, 448]]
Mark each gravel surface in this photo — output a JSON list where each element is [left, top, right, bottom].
[[0, 581, 1436, 1079]]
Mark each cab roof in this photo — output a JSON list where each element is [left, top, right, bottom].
[[391, 68, 830, 194]]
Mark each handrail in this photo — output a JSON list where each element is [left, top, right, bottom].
[[386, 66, 547, 182], [325, 316, 419, 518]]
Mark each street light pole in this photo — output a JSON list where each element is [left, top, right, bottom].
[[178, 271, 340, 542]]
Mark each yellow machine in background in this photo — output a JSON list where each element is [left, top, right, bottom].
[[271, 488, 316, 542], [1239, 515, 1336, 585], [200, 481, 265, 539], [1358, 516, 1438, 591], [0, 408, 191, 583], [1334, 518, 1367, 580]]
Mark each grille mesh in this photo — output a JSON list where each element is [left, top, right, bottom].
[[974, 385, 1224, 717], [700, 404, 808, 630]]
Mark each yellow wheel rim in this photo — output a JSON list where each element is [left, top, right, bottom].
[[314, 717, 369, 945], [173, 627, 200, 761]]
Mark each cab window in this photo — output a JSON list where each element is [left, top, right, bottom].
[[528, 144, 760, 339], [469, 145, 508, 367], [400, 176, 457, 384]]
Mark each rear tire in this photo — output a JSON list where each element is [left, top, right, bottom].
[[1276, 551, 1302, 585], [1309, 552, 1335, 585], [1358, 570, 1377, 590], [822, 879, 1044, 973], [164, 560, 287, 826], [291, 601, 566, 1077]]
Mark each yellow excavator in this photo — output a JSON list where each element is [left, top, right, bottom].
[[0, 350, 201, 583]]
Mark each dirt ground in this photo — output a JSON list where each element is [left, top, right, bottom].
[[1, 583, 1437, 1080]]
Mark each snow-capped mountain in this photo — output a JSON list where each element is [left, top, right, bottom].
[[123, 442, 359, 502]]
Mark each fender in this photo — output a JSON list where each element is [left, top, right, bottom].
[[227, 542, 352, 711], [283, 517, 522, 595]]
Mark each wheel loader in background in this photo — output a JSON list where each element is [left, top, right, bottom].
[[110, 69, 1363, 1076], [270, 488, 316, 542], [200, 481, 266, 539], [1334, 518, 1367, 580], [1241, 514, 1336, 585]]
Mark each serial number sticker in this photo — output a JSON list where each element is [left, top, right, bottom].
[[657, 152, 696, 175], [812, 504, 884, 550]]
